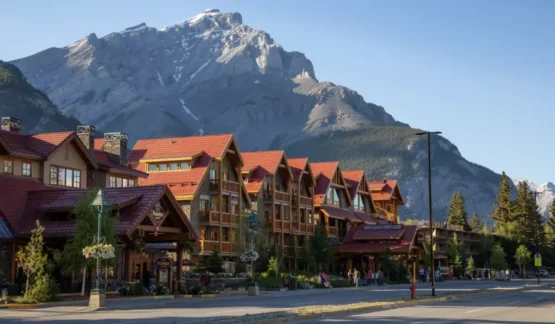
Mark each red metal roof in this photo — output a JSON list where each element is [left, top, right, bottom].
[[340, 224, 418, 254], [342, 170, 364, 201], [311, 162, 339, 205], [353, 228, 405, 240], [367, 179, 404, 204], [242, 150, 292, 194], [354, 211, 378, 225], [288, 158, 308, 182], [129, 134, 233, 163], [95, 150, 148, 179]]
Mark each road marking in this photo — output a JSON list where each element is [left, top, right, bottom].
[[509, 301, 521, 305], [465, 308, 483, 313]]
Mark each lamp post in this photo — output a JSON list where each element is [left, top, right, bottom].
[[90, 189, 108, 293], [415, 130, 442, 297]]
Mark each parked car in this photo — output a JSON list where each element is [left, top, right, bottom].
[[535, 269, 549, 278]]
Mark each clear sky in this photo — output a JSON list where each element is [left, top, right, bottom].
[[1, 1, 554, 185]]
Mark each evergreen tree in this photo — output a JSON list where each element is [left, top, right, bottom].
[[469, 213, 485, 233], [17, 220, 48, 295], [203, 250, 224, 273], [490, 243, 508, 271], [491, 171, 512, 230], [526, 190, 545, 250], [379, 246, 395, 281], [466, 256, 475, 278], [511, 182, 534, 245], [311, 224, 332, 271], [479, 225, 495, 268], [447, 233, 465, 275], [547, 198, 555, 230], [447, 192, 469, 228], [546, 224, 555, 250], [514, 245, 531, 278], [300, 235, 315, 273], [496, 221, 519, 242]]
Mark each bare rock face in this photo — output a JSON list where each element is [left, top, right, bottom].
[[12, 9, 401, 147]]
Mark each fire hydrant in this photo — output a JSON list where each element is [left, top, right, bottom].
[[409, 283, 416, 299]]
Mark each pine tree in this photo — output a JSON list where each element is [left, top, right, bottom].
[[511, 182, 532, 244], [514, 245, 531, 278], [526, 190, 545, 250], [447, 233, 465, 274], [311, 224, 331, 271], [547, 198, 555, 230], [447, 192, 469, 228], [490, 243, 508, 271], [469, 213, 485, 233], [491, 171, 512, 230], [546, 224, 555, 249], [466, 256, 475, 278]]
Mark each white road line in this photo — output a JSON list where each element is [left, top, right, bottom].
[[509, 300, 521, 305], [465, 308, 484, 313]]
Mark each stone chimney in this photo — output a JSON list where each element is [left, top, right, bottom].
[[1, 117, 22, 133], [77, 125, 96, 154], [103, 132, 128, 165]]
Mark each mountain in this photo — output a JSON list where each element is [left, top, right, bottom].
[[0, 61, 80, 133], [513, 178, 555, 219], [9, 9, 506, 222]]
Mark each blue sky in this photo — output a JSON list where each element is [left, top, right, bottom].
[[2, 0, 554, 185]]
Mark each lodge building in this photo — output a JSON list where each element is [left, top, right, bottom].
[[0, 116, 419, 292]]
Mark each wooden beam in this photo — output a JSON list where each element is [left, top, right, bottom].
[[136, 225, 183, 234], [226, 149, 237, 155]]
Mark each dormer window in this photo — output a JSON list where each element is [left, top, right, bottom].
[[147, 161, 192, 172], [326, 188, 340, 206], [3, 159, 13, 174], [354, 194, 365, 211]]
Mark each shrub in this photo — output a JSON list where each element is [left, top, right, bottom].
[[25, 274, 59, 303]]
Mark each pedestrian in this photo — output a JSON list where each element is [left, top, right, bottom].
[[143, 268, 151, 292], [419, 267, 425, 283], [435, 269, 440, 282], [367, 270, 373, 286], [353, 268, 360, 289], [323, 272, 332, 288], [348, 269, 353, 287], [473, 269, 477, 280], [378, 269, 384, 286], [485, 268, 489, 280]]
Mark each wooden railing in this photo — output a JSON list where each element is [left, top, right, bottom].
[[209, 179, 219, 191], [306, 224, 314, 234], [274, 220, 282, 230], [282, 220, 290, 230], [299, 196, 312, 206], [221, 242, 232, 254], [299, 223, 307, 232], [200, 211, 210, 223], [201, 240, 218, 253], [327, 226, 338, 237], [275, 191, 290, 202], [231, 214, 240, 226], [209, 211, 220, 223], [221, 212, 231, 224], [223, 180, 239, 193], [263, 191, 272, 201]]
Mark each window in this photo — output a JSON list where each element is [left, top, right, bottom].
[[109, 175, 134, 188], [3, 159, 13, 174], [148, 161, 192, 172], [49, 165, 81, 188], [354, 194, 365, 211], [231, 197, 238, 215], [326, 188, 340, 206], [209, 169, 216, 181], [283, 206, 289, 221], [22, 162, 31, 177]]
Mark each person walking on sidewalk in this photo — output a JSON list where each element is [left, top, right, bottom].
[[347, 269, 353, 287], [419, 267, 425, 283], [377, 269, 384, 286], [435, 269, 440, 282], [366, 270, 373, 286], [353, 268, 360, 289]]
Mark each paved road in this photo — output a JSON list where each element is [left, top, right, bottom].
[[301, 284, 555, 323], [1, 279, 553, 323]]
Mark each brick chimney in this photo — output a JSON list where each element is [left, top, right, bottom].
[[77, 125, 96, 154], [103, 132, 128, 165], [1, 117, 22, 133]]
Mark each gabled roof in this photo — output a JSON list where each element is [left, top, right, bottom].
[[242, 151, 293, 194], [343, 170, 376, 214], [311, 162, 352, 206], [128, 134, 236, 164], [0, 130, 98, 168], [95, 150, 148, 179], [340, 224, 418, 254], [367, 179, 404, 205], [18, 185, 198, 240], [287, 158, 315, 186]]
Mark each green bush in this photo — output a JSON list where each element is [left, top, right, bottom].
[[25, 274, 59, 303]]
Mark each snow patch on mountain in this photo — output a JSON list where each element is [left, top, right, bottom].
[[179, 98, 198, 121]]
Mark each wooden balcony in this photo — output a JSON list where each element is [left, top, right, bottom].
[[231, 214, 241, 226], [263, 191, 272, 202], [209, 179, 219, 191], [222, 180, 239, 193], [282, 220, 290, 232], [275, 191, 290, 202], [299, 223, 307, 232], [200, 211, 221, 224], [221, 242, 232, 254], [221, 212, 231, 224], [200, 240, 218, 253], [299, 196, 312, 206], [306, 224, 315, 235], [274, 220, 282, 231], [327, 226, 338, 237]]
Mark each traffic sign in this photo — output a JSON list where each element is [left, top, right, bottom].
[[534, 253, 542, 267]]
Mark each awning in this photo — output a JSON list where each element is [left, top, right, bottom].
[[321, 206, 362, 223], [0, 216, 15, 239]]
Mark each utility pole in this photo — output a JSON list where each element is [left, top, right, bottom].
[[415, 131, 442, 297]]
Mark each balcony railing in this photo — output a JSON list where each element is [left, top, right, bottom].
[[221, 212, 231, 224], [223, 180, 239, 193], [263, 191, 272, 202], [200, 240, 218, 253], [221, 242, 232, 254], [299, 224, 307, 232], [200, 211, 221, 224], [231, 214, 240, 226], [209, 179, 219, 191], [274, 220, 282, 230], [327, 226, 338, 237], [275, 191, 290, 202], [299, 196, 312, 206]]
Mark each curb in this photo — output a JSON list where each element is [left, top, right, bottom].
[[179, 294, 216, 298], [7, 304, 37, 309]]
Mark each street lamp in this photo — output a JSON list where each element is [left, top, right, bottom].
[[415, 130, 442, 297], [90, 189, 109, 293]]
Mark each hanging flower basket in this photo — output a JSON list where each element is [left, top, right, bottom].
[[240, 249, 259, 262], [83, 243, 116, 260]]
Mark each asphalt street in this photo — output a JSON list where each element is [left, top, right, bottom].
[[301, 284, 555, 324], [1, 279, 553, 323]]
